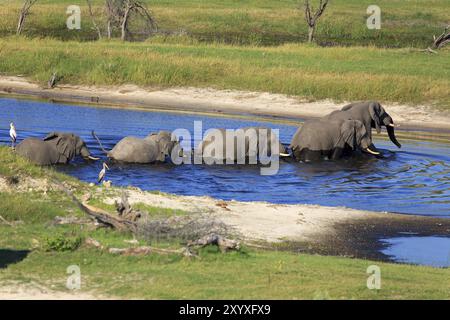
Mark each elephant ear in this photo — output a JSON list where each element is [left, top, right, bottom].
[[341, 103, 354, 111], [43, 132, 59, 141], [339, 121, 357, 150], [369, 102, 382, 134], [57, 134, 77, 161], [43, 132, 78, 161]]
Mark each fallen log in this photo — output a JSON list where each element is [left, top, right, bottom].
[[433, 25, 449, 49], [53, 179, 138, 233], [187, 234, 240, 252], [0, 215, 13, 226], [81, 202, 138, 233], [108, 246, 184, 256]]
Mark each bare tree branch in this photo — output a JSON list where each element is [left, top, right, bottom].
[[432, 25, 450, 49], [303, 0, 329, 43], [86, 0, 102, 40], [17, 0, 38, 35]]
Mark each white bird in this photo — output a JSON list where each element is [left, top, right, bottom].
[[9, 123, 17, 149], [98, 162, 109, 184]]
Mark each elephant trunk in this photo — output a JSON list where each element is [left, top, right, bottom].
[[382, 116, 401, 148], [386, 124, 401, 148], [80, 146, 99, 161]]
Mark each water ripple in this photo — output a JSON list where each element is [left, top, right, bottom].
[[1, 97, 449, 217]]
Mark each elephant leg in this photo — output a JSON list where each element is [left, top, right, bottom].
[[300, 149, 322, 162], [330, 147, 344, 160]]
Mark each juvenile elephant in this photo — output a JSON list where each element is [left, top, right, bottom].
[[107, 131, 181, 163], [16, 132, 98, 165], [289, 119, 379, 161], [324, 101, 401, 150], [197, 127, 289, 163]]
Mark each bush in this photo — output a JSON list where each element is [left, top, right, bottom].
[[44, 234, 83, 252]]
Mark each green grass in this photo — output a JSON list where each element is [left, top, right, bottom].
[[0, 37, 448, 109], [2, 223, 450, 299], [1, 146, 450, 299], [0, 0, 448, 47]]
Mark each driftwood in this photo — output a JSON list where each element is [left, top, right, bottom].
[[188, 234, 240, 252], [52, 215, 92, 226], [54, 179, 240, 255], [0, 215, 13, 226], [432, 26, 450, 49], [48, 72, 58, 89], [85, 237, 104, 250], [108, 246, 184, 256], [81, 202, 138, 233], [115, 192, 142, 221], [85, 237, 195, 257], [54, 179, 138, 232]]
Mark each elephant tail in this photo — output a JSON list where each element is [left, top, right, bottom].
[[91, 130, 109, 155]]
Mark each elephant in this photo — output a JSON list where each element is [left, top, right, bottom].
[[324, 101, 401, 151], [106, 131, 181, 164], [197, 127, 289, 163], [289, 119, 379, 161], [15, 132, 98, 165]]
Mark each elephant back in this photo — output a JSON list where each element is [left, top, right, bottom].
[[16, 138, 55, 165], [109, 136, 158, 163]]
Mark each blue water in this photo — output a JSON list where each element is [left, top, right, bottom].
[[1, 97, 449, 217], [381, 236, 450, 267]]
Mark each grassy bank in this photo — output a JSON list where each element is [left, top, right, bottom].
[[1, 37, 449, 109], [1, 146, 450, 299], [0, 0, 448, 47]]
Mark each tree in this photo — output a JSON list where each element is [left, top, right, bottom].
[[303, 0, 329, 43], [104, 0, 157, 41], [17, 0, 38, 35], [86, 0, 102, 40]]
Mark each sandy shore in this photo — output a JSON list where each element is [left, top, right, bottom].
[[101, 187, 450, 249], [1, 76, 449, 131], [0, 281, 106, 300]]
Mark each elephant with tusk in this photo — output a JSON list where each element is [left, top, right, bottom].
[[15, 132, 99, 165], [324, 101, 401, 152], [100, 131, 182, 164], [290, 119, 378, 161]]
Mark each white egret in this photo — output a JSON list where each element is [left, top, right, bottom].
[[98, 162, 109, 184], [9, 123, 17, 149]]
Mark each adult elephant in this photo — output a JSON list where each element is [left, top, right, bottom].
[[289, 119, 378, 161], [324, 101, 401, 150], [197, 127, 289, 163], [105, 131, 181, 163], [16, 132, 99, 165]]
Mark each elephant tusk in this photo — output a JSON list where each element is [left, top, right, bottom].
[[387, 123, 399, 128], [365, 147, 380, 155], [279, 153, 290, 157], [87, 156, 100, 161]]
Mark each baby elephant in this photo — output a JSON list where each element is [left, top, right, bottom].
[[107, 131, 181, 163], [197, 127, 289, 164], [16, 132, 98, 165], [289, 119, 379, 162]]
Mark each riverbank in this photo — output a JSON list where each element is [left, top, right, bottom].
[[1, 146, 450, 299], [1, 37, 449, 113], [1, 76, 450, 133]]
